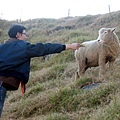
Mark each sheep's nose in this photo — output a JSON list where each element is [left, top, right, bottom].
[[97, 39, 102, 43], [98, 39, 100, 42]]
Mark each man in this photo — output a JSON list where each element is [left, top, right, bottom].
[[0, 24, 82, 117]]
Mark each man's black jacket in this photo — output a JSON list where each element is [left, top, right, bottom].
[[0, 39, 66, 84]]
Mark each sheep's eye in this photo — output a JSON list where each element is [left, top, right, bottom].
[[104, 31, 108, 34]]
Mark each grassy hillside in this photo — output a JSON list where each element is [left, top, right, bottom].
[[0, 11, 120, 120]]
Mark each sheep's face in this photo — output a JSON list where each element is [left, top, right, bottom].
[[97, 28, 116, 44]]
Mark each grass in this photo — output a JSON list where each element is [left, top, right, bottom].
[[1, 11, 120, 120]]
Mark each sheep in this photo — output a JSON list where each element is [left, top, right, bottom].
[[75, 28, 120, 81]]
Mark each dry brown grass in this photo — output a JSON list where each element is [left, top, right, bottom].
[[1, 10, 120, 120]]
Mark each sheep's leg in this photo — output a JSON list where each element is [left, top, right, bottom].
[[109, 60, 114, 70], [75, 59, 86, 80], [109, 60, 115, 75], [99, 55, 106, 81], [75, 71, 80, 80], [75, 60, 80, 80], [99, 65, 106, 81]]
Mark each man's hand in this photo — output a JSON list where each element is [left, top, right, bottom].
[[65, 43, 85, 50]]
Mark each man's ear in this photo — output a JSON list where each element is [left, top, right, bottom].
[[16, 32, 21, 38]]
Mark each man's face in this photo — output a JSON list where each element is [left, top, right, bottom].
[[16, 30, 28, 40]]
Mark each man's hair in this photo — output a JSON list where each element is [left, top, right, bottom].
[[8, 24, 26, 38]]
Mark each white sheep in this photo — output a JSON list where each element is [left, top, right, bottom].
[[75, 28, 120, 81]]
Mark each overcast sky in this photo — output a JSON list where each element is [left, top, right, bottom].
[[0, 0, 119, 21]]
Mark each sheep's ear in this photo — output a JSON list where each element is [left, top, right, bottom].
[[111, 28, 115, 32]]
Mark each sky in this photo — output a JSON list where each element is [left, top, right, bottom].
[[0, 0, 119, 21]]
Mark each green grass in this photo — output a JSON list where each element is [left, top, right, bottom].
[[1, 11, 120, 120]]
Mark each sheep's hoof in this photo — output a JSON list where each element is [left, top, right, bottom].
[[75, 72, 79, 80], [98, 75, 106, 82]]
